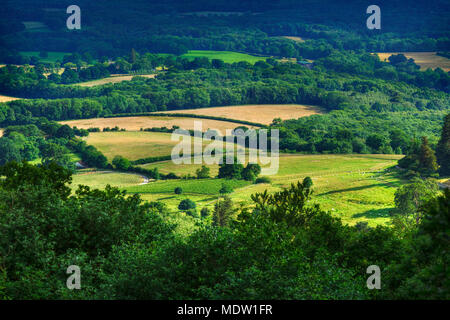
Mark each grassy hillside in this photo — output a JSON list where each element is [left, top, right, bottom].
[[123, 154, 404, 226], [181, 50, 267, 64], [85, 131, 192, 161]]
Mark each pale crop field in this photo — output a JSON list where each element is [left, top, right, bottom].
[[160, 104, 325, 125], [60, 116, 254, 132], [86, 131, 213, 161], [376, 52, 450, 72], [282, 36, 306, 42], [71, 171, 145, 190], [0, 95, 21, 103], [75, 74, 156, 87]]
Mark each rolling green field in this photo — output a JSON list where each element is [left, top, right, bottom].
[[181, 50, 267, 64], [78, 131, 405, 227], [133, 154, 404, 226], [71, 171, 145, 190], [20, 51, 69, 63], [71, 152, 404, 227]]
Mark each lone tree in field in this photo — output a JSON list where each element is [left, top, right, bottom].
[[436, 114, 450, 176], [174, 187, 183, 195]]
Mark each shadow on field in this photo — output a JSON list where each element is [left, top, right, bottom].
[[352, 207, 393, 219], [157, 196, 176, 200], [318, 181, 398, 196]]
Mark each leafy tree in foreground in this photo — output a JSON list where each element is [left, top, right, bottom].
[[392, 178, 439, 233], [384, 189, 450, 299]]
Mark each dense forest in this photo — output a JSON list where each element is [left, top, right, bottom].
[[1, 50, 448, 157]]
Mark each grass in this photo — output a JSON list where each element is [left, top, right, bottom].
[[130, 154, 404, 226], [282, 36, 306, 42], [181, 50, 267, 64], [71, 171, 145, 190], [20, 51, 69, 63], [81, 130, 404, 226], [160, 104, 325, 125], [127, 178, 250, 195], [140, 161, 220, 177], [86, 131, 214, 161], [375, 52, 450, 72]]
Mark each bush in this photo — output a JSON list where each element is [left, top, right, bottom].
[[178, 199, 196, 211], [112, 156, 131, 171], [174, 187, 183, 195], [255, 176, 271, 184], [219, 183, 234, 195], [186, 209, 199, 218], [200, 207, 210, 219]]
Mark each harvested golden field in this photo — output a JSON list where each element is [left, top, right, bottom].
[[0, 95, 21, 103], [76, 74, 156, 87], [159, 104, 324, 125], [60, 116, 254, 132], [376, 52, 450, 72]]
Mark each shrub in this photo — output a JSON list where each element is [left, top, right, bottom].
[[178, 199, 196, 211], [255, 176, 271, 184], [112, 155, 131, 171], [200, 207, 210, 219], [186, 209, 199, 218], [174, 187, 183, 195]]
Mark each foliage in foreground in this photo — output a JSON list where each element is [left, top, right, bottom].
[[0, 162, 448, 299]]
